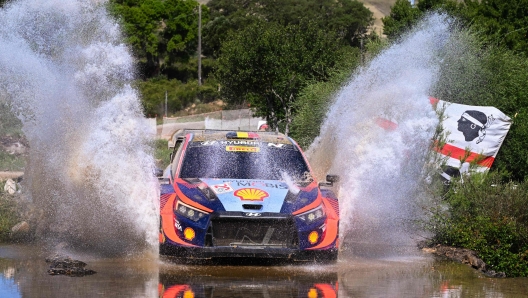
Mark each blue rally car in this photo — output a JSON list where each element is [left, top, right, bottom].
[[158, 129, 340, 261]]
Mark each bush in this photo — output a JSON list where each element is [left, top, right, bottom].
[[135, 78, 219, 117], [429, 172, 528, 277]]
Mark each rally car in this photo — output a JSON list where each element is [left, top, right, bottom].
[[158, 129, 340, 261]]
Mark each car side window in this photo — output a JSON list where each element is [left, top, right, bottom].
[[170, 138, 184, 180]]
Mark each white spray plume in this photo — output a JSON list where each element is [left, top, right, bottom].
[[0, 0, 159, 256], [307, 13, 457, 253]]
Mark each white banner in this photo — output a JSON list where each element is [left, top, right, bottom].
[[431, 97, 512, 181]]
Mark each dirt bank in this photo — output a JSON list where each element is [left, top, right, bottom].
[[420, 242, 506, 278]]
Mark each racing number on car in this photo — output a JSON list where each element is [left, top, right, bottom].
[[212, 183, 234, 194]]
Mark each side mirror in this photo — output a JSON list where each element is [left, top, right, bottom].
[[319, 174, 340, 187], [155, 168, 164, 177]]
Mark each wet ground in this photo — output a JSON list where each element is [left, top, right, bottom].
[[1, 243, 527, 297]]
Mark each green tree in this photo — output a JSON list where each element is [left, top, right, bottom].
[[204, 0, 372, 56], [290, 48, 361, 148], [215, 21, 348, 134], [382, 0, 423, 39], [110, 0, 165, 77], [162, 0, 209, 65], [384, 0, 528, 55], [109, 0, 208, 79], [461, 0, 528, 55]]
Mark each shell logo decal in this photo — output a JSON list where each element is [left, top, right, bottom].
[[234, 188, 269, 201]]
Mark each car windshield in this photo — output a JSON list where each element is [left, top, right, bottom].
[[179, 142, 310, 180]]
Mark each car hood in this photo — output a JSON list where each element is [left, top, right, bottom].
[[199, 178, 291, 213]]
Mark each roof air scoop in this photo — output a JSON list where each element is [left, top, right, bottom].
[[242, 204, 263, 210]]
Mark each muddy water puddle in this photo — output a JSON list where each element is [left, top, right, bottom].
[[1, 244, 527, 297]]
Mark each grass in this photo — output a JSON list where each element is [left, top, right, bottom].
[[153, 139, 172, 170], [0, 183, 21, 242], [0, 151, 25, 172]]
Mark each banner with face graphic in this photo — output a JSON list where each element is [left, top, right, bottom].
[[431, 98, 512, 181]]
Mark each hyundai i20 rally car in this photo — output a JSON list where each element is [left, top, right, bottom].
[[158, 129, 340, 261]]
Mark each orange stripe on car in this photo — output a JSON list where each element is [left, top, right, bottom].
[[174, 185, 213, 213], [322, 198, 338, 220], [315, 283, 337, 298], [292, 196, 322, 215], [160, 193, 197, 247], [308, 218, 338, 250], [160, 284, 191, 298]]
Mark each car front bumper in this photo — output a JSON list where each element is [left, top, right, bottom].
[[159, 243, 338, 262]]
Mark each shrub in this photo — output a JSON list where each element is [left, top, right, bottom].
[[135, 78, 219, 117], [430, 172, 528, 277]]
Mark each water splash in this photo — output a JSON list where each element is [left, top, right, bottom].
[[308, 14, 458, 256], [0, 0, 159, 256]]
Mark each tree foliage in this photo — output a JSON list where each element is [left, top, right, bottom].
[[382, 0, 423, 39], [215, 21, 349, 134], [107, 0, 373, 118], [108, 0, 209, 79], [383, 0, 528, 56], [461, 0, 528, 55], [204, 0, 373, 57], [290, 48, 361, 148]]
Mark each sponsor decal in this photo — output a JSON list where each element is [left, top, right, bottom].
[[235, 181, 288, 189], [244, 212, 262, 217], [200, 141, 218, 146], [211, 182, 234, 194], [234, 188, 269, 201], [267, 143, 284, 148], [226, 146, 260, 153], [174, 219, 182, 231], [201, 140, 260, 146], [225, 140, 259, 146]]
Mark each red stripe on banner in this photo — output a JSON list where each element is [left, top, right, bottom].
[[429, 96, 439, 106], [375, 117, 398, 131], [434, 143, 495, 168]]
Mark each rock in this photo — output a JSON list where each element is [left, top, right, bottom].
[[464, 253, 486, 271], [420, 242, 506, 278], [11, 221, 30, 234], [3, 178, 17, 194], [485, 270, 507, 278], [45, 255, 96, 277], [5, 141, 26, 155]]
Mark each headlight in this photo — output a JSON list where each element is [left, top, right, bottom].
[[296, 204, 326, 223], [174, 201, 208, 222]]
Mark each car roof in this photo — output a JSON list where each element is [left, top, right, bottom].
[[169, 129, 295, 147]]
